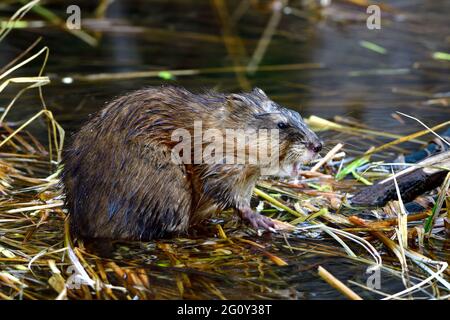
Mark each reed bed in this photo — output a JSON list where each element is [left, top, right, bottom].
[[0, 0, 449, 300]]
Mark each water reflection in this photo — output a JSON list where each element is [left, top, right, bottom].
[[0, 0, 448, 137]]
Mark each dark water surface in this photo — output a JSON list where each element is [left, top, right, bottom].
[[0, 0, 449, 299], [2, 0, 449, 135]]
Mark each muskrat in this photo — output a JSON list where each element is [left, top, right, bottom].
[[62, 86, 322, 240]]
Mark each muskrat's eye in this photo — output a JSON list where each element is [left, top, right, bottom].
[[277, 122, 289, 129]]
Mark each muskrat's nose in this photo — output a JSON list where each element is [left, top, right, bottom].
[[307, 141, 322, 153]]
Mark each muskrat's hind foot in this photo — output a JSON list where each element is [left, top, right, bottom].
[[239, 207, 276, 233]]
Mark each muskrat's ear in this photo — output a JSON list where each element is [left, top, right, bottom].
[[252, 87, 268, 98]]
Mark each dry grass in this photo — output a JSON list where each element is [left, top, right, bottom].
[[0, 0, 448, 300]]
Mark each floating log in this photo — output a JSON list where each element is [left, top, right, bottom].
[[351, 150, 450, 207]]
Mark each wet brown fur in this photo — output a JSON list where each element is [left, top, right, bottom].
[[62, 86, 321, 240]]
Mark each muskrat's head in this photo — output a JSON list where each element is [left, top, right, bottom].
[[225, 88, 322, 177]]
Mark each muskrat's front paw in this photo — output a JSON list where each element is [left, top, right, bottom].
[[240, 209, 276, 233]]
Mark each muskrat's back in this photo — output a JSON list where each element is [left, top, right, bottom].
[[63, 87, 202, 239], [62, 86, 322, 240]]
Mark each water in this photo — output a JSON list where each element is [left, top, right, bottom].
[[0, 0, 449, 299], [2, 0, 449, 133]]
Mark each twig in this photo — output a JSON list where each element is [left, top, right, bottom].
[[318, 266, 363, 300], [311, 143, 344, 172]]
